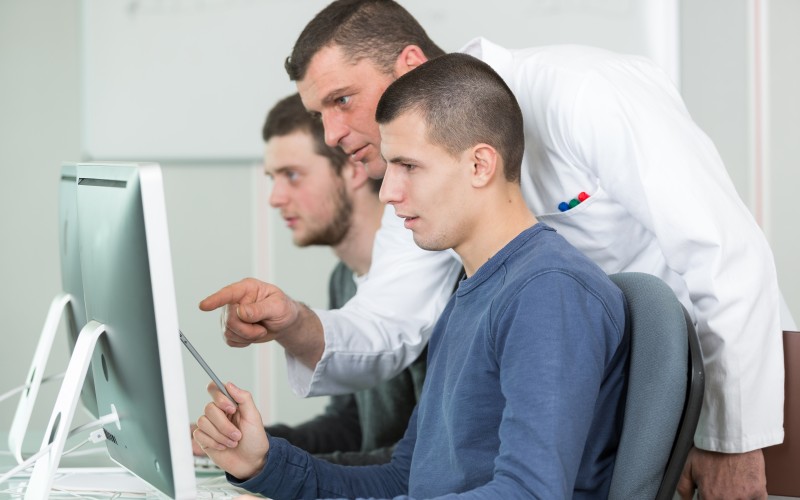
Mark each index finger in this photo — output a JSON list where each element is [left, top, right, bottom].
[[199, 280, 253, 312]]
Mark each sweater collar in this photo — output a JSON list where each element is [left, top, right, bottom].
[[456, 223, 554, 296]]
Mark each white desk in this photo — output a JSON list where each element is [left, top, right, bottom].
[[5, 470, 249, 499], [1, 449, 255, 499]]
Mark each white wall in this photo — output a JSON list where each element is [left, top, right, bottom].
[[764, 0, 800, 324], [0, 0, 82, 443], [80, 0, 679, 160]]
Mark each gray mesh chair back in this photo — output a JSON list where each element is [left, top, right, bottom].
[[607, 272, 704, 500]]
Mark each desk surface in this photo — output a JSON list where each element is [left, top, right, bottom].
[[1, 446, 253, 499]]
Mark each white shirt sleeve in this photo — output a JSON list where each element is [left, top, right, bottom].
[[285, 205, 463, 397], [560, 58, 784, 452]]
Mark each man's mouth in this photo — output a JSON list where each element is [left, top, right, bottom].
[[283, 216, 298, 228], [397, 214, 418, 229], [349, 144, 369, 163]]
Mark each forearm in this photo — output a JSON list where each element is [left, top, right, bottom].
[[275, 303, 324, 370], [688, 231, 784, 451], [231, 436, 408, 499]]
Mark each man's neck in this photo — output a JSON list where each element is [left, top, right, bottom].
[[331, 194, 384, 276], [456, 189, 537, 277]]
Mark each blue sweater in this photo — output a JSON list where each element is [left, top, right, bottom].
[[233, 224, 629, 499]]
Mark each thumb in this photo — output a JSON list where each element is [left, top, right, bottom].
[[227, 382, 259, 419], [235, 286, 292, 324], [236, 300, 275, 324]]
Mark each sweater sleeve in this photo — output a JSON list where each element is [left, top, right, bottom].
[[231, 410, 418, 499]]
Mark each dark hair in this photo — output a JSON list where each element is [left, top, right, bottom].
[[376, 53, 524, 183], [263, 94, 382, 192], [262, 93, 349, 174], [285, 0, 445, 81]]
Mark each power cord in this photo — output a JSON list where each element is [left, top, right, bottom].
[[0, 411, 118, 487]]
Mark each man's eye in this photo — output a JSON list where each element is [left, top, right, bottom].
[[402, 163, 415, 171], [335, 96, 351, 106]]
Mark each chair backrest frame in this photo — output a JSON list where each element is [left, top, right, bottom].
[[607, 272, 705, 500]]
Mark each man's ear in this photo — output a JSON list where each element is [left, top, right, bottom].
[[343, 159, 370, 191], [470, 144, 499, 188], [394, 45, 428, 77]]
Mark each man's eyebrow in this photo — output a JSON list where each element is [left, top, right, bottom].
[[387, 155, 418, 165], [321, 86, 355, 104], [266, 165, 297, 176]]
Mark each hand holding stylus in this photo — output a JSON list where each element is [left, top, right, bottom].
[[193, 382, 269, 481]]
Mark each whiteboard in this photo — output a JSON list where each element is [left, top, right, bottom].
[[82, 0, 677, 160]]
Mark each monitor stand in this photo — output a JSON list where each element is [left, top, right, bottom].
[[8, 293, 74, 464], [24, 320, 108, 500]]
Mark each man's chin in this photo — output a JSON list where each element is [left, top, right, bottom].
[[412, 235, 447, 253], [292, 233, 312, 247]]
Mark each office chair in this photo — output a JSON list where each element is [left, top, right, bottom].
[[607, 272, 705, 500]]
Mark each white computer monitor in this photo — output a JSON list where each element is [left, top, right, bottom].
[[26, 163, 196, 499], [9, 164, 98, 464]]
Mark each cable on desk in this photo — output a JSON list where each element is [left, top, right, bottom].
[[0, 411, 118, 487]]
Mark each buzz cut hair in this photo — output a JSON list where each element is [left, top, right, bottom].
[[375, 53, 524, 183]]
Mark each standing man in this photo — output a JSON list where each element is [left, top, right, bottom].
[[204, 93, 426, 465], [199, 1, 788, 498], [194, 53, 630, 498]]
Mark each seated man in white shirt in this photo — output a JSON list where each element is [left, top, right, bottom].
[[199, 1, 790, 497]]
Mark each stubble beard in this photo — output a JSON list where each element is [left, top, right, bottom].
[[296, 182, 353, 247]]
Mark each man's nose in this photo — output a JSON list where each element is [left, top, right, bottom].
[[322, 112, 348, 149], [379, 165, 402, 205]]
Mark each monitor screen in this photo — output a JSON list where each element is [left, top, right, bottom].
[[74, 162, 195, 498]]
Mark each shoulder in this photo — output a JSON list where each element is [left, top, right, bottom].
[[496, 228, 625, 332], [463, 37, 672, 112]]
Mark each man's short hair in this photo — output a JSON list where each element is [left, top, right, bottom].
[[263, 93, 349, 174], [285, 0, 445, 81], [376, 53, 524, 183]]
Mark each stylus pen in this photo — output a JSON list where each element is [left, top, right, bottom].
[[179, 330, 237, 407]]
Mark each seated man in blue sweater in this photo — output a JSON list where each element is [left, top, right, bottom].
[[193, 53, 630, 499]]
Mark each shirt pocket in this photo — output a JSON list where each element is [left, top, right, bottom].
[[537, 185, 655, 273]]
